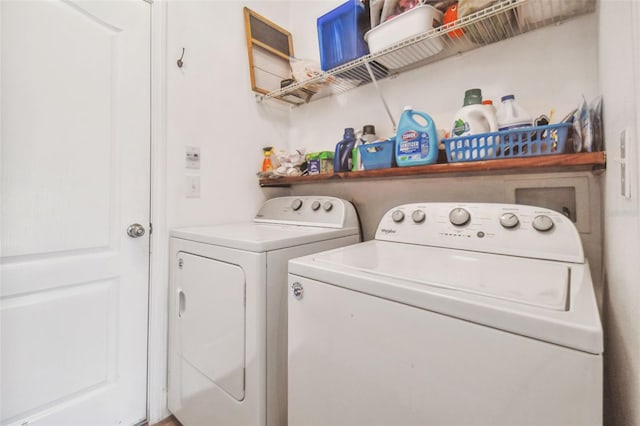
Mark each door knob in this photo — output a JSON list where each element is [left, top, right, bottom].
[[127, 223, 146, 238]]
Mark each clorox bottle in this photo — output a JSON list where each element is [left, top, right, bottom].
[[395, 106, 438, 167]]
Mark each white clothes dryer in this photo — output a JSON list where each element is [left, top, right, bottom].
[[168, 196, 360, 426], [288, 202, 603, 426]]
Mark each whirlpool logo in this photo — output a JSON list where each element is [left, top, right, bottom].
[[380, 228, 397, 234]]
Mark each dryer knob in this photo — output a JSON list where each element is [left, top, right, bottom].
[[392, 210, 405, 223], [311, 201, 321, 211], [412, 209, 426, 223], [449, 208, 471, 226], [291, 199, 303, 211], [323, 201, 333, 212], [532, 215, 554, 232]]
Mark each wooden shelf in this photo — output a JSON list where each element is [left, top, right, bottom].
[[259, 152, 606, 187]]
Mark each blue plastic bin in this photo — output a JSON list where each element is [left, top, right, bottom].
[[442, 123, 572, 163], [359, 139, 394, 170], [317, 0, 370, 71]]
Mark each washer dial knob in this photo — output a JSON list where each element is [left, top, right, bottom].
[[323, 201, 333, 212], [532, 215, 554, 232], [449, 208, 471, 226], [499, 213, 519, 229], [412, 209, 426, 223], [311, 201, 321, 211], [391, 210, 405, 223], [291, 199, 303, 211]]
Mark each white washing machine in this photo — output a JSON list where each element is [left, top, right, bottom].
[[168, 196, 360, 426], [288, 202, 603, 426]]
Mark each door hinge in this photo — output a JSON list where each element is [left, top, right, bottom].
[[149, 223, 153, 235]]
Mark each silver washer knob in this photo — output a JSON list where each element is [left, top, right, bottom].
[[391, 210, 405, 223], [532, 215, 554, 232], [499, 213, 519, 229], [291, 199, 303, 211], [449, 208, 471, 226], [412, 209, 426, 223], [323, 201, 333, 212], [311, 201, 321, 211], [291, 282, 303, 299]]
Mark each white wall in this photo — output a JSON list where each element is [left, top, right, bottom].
[[599, 1, 640, 424], [166, 0, 291, 230]]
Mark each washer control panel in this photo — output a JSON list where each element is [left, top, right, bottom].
[[254, 196, 358, 229], [376, 203, 583, 263]]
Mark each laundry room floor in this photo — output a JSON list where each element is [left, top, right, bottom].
[[150, 415, 182, 426]]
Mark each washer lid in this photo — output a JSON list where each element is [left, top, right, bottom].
[[314, 241, 569, 310], [170, 223, 359, 252], [289, 241, 603, 354]]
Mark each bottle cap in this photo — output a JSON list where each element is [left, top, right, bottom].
[[482, 100, 493, 105], [363, 125, 376, 135], [463, 88, 482, 106], [501, 94, 515, 102]]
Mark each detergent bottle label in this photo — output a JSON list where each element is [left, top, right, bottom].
[[398, 130, 430, 161], [452, 118, 470, 136]]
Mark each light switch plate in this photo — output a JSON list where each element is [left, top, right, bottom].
[[186, 175, 200, 198]]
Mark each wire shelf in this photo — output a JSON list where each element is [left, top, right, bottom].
[[257, 0, 595, 105]]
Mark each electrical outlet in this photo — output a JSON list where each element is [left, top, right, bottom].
[[186, 146, 201, 169], [186, 175, 200, 198]]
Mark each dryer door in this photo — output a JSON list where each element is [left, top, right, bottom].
[[176, 252, 246, 401]]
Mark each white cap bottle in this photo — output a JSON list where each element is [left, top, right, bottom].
[[496, 94, 533, 131]]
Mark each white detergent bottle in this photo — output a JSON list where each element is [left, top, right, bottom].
[[496, 94, 533, 130], [451, 88, 499, 137]]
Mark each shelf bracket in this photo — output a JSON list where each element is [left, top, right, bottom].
[[364, 60, 397, 132]]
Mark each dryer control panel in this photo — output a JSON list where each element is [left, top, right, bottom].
[[375, 203, 583, 263], [254, 196, 359, 229]]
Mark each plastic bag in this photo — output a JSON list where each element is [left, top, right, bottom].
[[590, 96, 603, 152], [458, 0, 497, 18], [572, 106, 583, 153], [381, 0, 420, 22], [289, 57, 334, 91], [579, 97, 593, 152], [273, 148, 307, 176]]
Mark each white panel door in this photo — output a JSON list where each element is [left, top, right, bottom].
[[0, 1, 150, 425]]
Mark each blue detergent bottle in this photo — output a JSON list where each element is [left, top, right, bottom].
[[395, 106, 438, 167], [333, 127, 356, 172]]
